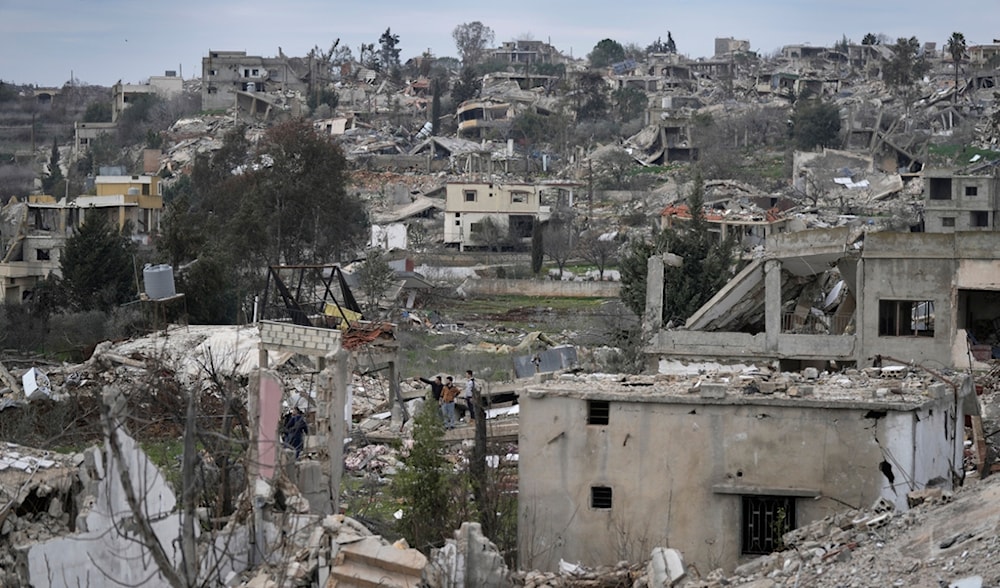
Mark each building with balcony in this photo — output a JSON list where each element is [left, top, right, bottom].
[[443, 181, 578, 250]]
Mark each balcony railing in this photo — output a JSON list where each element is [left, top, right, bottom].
[[781, 312, 853, 335]]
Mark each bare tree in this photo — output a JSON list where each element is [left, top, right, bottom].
[[452, 21, 495, 67], [357, 248, 396, 319], [577, 228, 621, 279], [542, 211, 576, 278]]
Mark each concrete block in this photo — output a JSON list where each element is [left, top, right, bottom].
[[758, 381, 786, 395], [648, 547, 686, 586], [803, 367, 819, 380], [699, 384, 727, 399], [787, 385, 813, 397]]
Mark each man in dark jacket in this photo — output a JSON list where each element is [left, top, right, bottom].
[[418, 375, 445, 402], [283, 407, 308, 459]]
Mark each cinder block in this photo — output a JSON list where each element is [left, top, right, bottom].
[[699, 384, 727, 399]]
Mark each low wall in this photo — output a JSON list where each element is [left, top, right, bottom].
[[464, 278, 620, 298]]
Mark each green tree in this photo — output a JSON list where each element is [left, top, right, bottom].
[[453, 21, 495, 67], [646, 33, 676, 54], [391, 401, 464, 552], [83, 101, 112, 122], [883, 37, 929, 98], [575, 71, 609, 122], [862, 33, 879, 45], [42, 138, 63, 193], [619, 177, 735, 324], [60, 213, 136, 311], [451, 66, 481, 104], [378, 28, 402, 76], [531, 222, 544, 275], [230, 119, 366, 267], [791, 100, 841, 150], [589, 39, 626, 69], [612, 86, 648, 123], [946, 32, 967, 104]]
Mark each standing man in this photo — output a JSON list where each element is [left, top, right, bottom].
[[417, 375, 444, 403], [440, 376, 460, 429], [463, 370, 477, 423]]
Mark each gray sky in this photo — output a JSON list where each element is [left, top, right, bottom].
[[1, 0, 996, 87]]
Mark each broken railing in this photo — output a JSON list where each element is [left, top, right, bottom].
[[781, 311, 853, 335]]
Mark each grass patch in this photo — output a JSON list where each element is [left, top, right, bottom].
[[928, 144, 1000, 165], [141, 438, 185, 490]]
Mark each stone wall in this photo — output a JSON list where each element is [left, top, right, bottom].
[[258, 321, 342, 356], [464, 279, 620, 298]]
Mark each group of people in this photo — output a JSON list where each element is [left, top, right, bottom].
[[418, 370, 477, 430]]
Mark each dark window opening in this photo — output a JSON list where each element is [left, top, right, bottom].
[[464, 190, 477, 202], [965, 186, 978, 196], [878, 300, 934, 337], [36, 249, 50, 261], [587, 400, 610, 425], [971, 211, 989, 227], [590, 486, 612, 509], [741, 496, 795, 555], [929, 177, 952, 200], [141, 183, 150, 196], [942, 217, 955, 227], [508, 215, 534, 239]]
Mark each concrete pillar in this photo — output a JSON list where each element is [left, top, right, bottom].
[[854, 258, 865, 366], [764, 259, 782, 352], [643, 254, 665, 337], [321, 348, 350, 515]]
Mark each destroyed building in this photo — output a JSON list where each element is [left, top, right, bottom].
[[923, 166, 1000, 232], [112, 72, 183, 122], [201, 50, 310, 111], [645, 228, 1000, 370], [0, 175, 162, 303], [518, 371, 972, 573]]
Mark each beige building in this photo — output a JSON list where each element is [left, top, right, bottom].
[[518, 373, 970, 573], [0, 176, 163, 303], [443, 181, 577, 250], [112, 73, 183, 122]]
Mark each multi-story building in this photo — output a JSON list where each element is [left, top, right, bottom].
[[201, 50, 307, 111], [443, 181, 578, 250], [923, 169, 1000, 232], [112, 72, 183, 122], [0, 176, 163, 303]]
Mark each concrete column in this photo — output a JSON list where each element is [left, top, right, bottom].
[[643, 254, 665, 337], [322, 348, 350, 515], [764, 259, 782, 352], [854, 258, 865, 366]]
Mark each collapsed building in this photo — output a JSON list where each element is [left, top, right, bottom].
[[645, 228, 1000, 371]]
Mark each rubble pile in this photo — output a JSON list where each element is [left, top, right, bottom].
[[513, 560, 644, 587], [685, 476, 1000, 588]]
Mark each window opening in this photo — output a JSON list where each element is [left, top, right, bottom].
[[587, 400, 610, 425], [741, 496, 795, 555], [591, 486, 612, 509]]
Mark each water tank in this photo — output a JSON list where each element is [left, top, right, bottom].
[[143, 264, 176, 300]]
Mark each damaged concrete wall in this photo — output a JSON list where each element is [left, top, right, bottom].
[[517, 387, 963, 574], [25, 433, 183, 588]]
